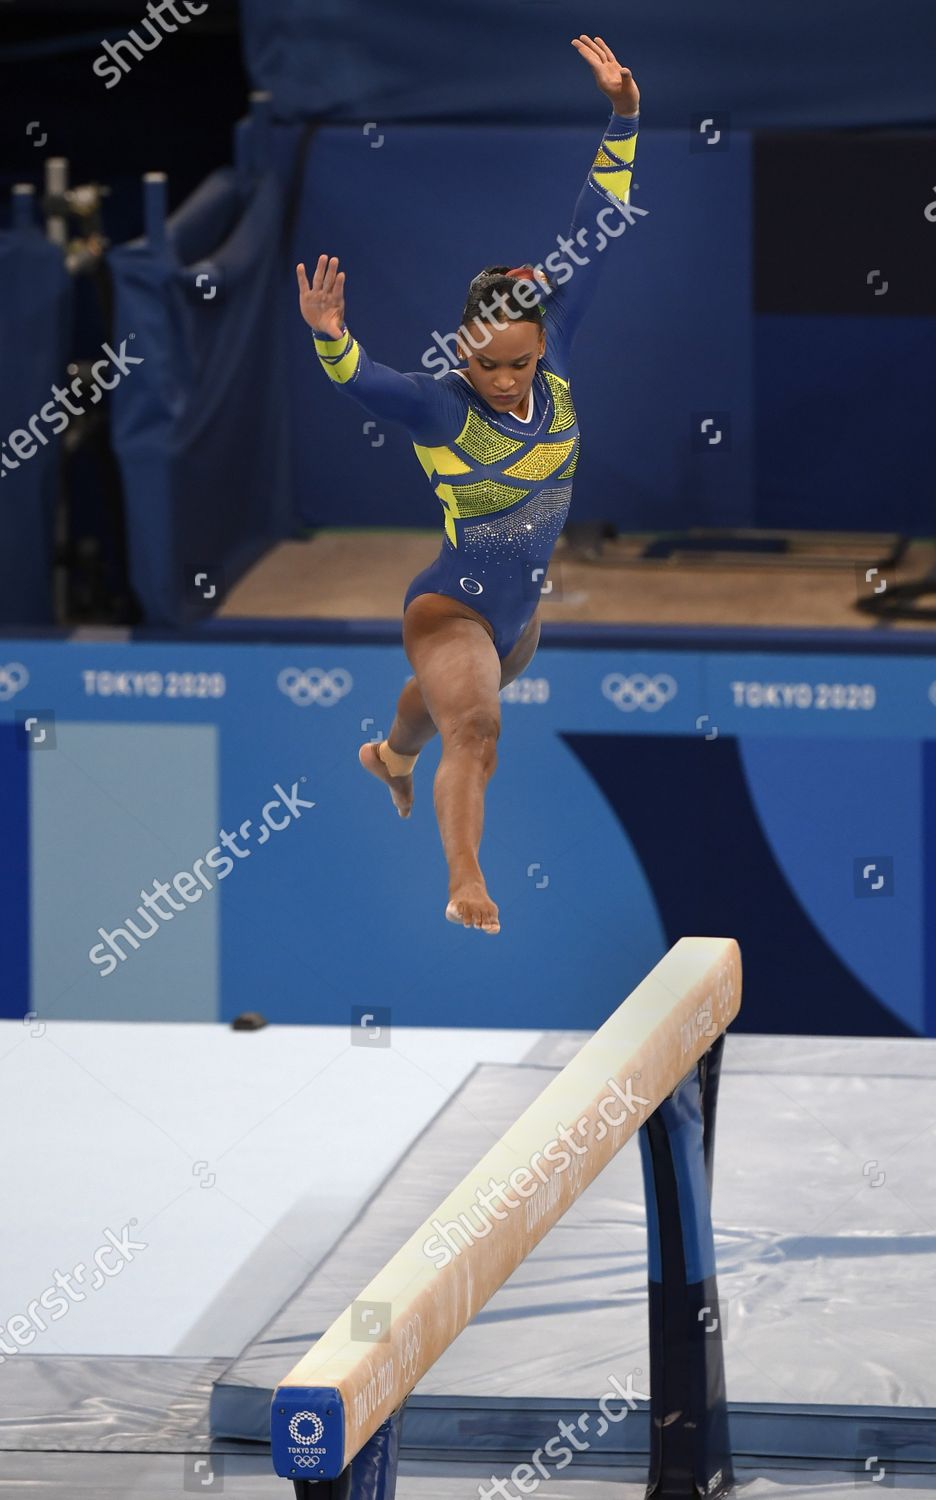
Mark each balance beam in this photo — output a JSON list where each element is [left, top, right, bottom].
[[271, 935, 741, 1483]]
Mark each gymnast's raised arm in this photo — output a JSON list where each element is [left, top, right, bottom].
[[297, 255, 451, 435], [539, 36, 641, 366]]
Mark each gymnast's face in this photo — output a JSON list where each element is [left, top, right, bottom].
[[457, 318, 546, 418]]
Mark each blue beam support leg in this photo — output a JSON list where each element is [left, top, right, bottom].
[[293, 1404, 405, 1500], [638, 1035, 733, 1498]]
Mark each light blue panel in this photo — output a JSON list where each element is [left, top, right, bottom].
[[738, 737, 923, 1032], [30, 723, 218, 1021]]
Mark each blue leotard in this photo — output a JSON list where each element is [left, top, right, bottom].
[[311, 108, 639, 659]]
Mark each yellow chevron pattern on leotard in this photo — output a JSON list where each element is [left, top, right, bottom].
[[557, 437, 580, 479], [434, 484, 459, 545], [455, 409, 524, 464], [503, 436, 577, 481], [592, 128, 636, 203], [412, 447, 474, 543], [410, 372, 581, 545], [312, 329, 361, 383], [544, 372, 576, 433], [413, 443, 472, 480]]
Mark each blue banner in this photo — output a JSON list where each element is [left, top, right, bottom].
[[1, 637, 931, 1034]]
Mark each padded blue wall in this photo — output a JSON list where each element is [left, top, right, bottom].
[[289, 124, 753, 533]]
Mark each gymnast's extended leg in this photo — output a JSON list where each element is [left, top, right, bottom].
[[406, 610, 503, 932], [359, 600, 541, 931]]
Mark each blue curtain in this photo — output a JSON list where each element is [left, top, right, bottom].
[[107, 155, 299, 625]]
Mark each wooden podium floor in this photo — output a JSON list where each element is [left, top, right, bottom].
[[219, 529, 936, 632]]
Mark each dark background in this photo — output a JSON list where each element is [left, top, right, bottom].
[[1, 0, 247, 239], [1, 1, 250, 622]]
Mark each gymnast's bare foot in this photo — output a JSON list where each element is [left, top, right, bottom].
[[358, 742, 414, 818], [446, 880, 500, 935]]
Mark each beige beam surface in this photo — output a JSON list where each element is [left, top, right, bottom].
[[274, 936, 741, 1474]]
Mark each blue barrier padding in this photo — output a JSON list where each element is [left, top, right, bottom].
[[289, 124, 752, 534], [240, 0, 936, 130], [0, 227, 71, 625], [160, 166, 245, 272], [3, 634, 934, 1031], [107, 163, 299, 625]]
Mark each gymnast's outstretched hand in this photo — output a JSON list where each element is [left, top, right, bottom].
[[571, 34, 640, 117], [296, 254, 346, 338]]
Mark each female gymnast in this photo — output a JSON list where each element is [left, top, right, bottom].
[[297, 34, 639, 935]]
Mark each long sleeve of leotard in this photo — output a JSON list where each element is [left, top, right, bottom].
[[541, 108, 640, 371], [310, 325, 458, 441]]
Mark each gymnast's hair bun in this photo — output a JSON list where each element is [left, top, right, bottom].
[[462, 264, 552, 328]]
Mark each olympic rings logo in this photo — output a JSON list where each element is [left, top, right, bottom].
[[278, 668, 352, 707], [459, 577, 484, 596], [399, 1313, 421, 1385], [293, 1455, 323, 1469], [289, 1410, 325, 1445], [601, 673, 678, 713], [0, 663, 29, 701]]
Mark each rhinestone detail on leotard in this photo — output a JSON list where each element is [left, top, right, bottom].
[[456, 483, 573, 562]]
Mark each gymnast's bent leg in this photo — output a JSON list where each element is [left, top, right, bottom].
[[359, 604, 540, 833], [358, 674, 438, 819]]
